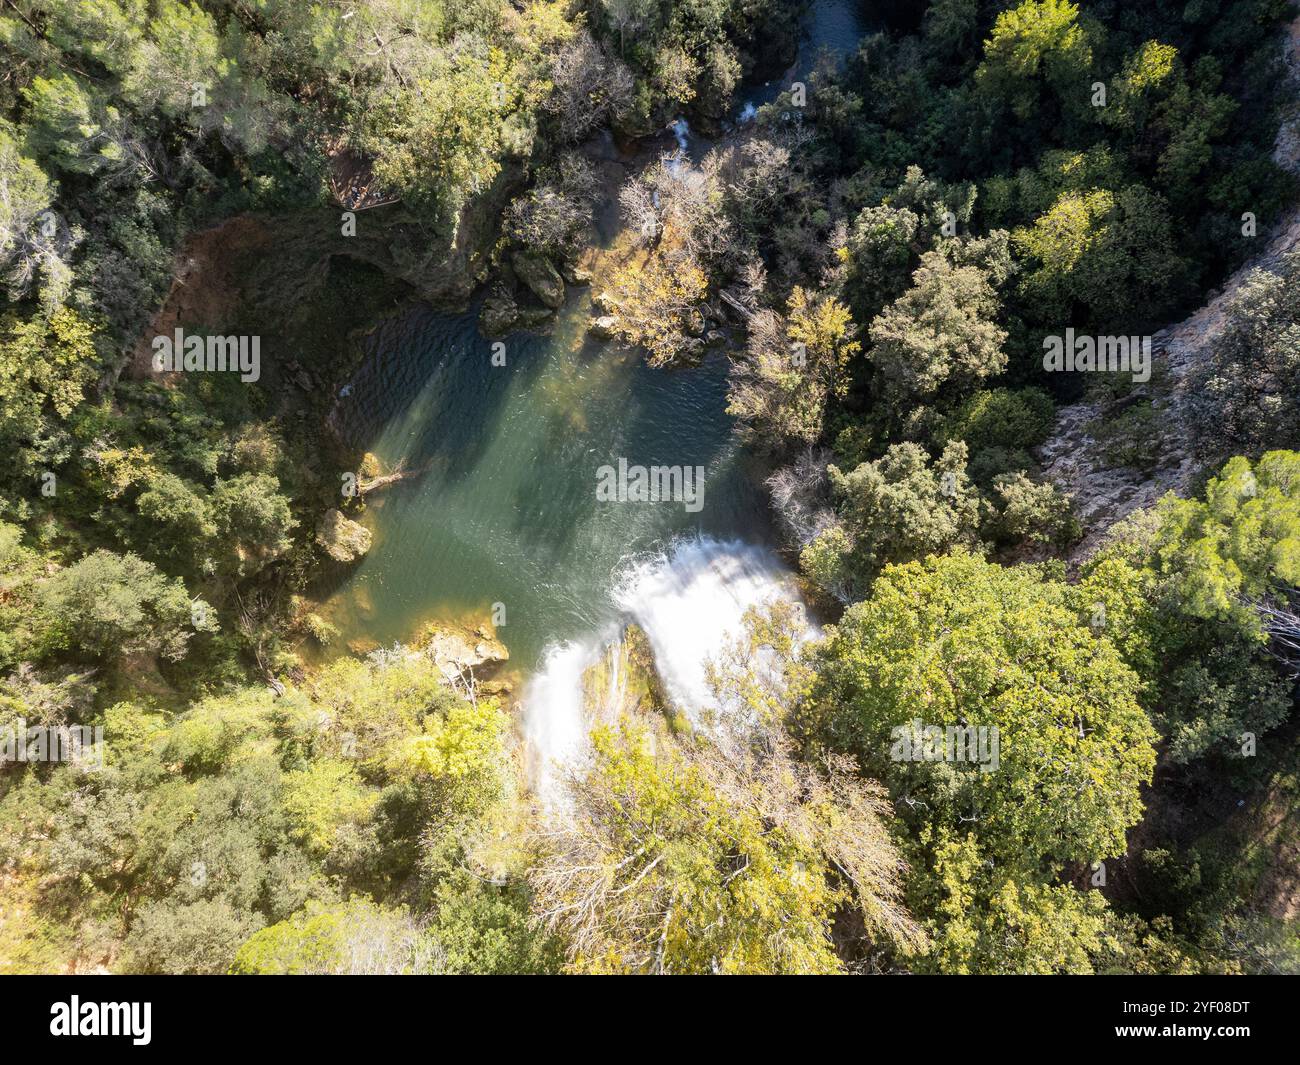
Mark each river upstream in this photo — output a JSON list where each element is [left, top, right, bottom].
[[322, 2, 873, 793]]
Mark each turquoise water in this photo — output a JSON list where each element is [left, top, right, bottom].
[[325, 1, 872, 669], [325, 289, 770, 668]]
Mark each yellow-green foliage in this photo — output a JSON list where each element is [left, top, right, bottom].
[[1153, 451, 1300, 622], [532, 715, 920, 974], [229, 898, 427, 975], [0, 307, 98, 473], [808, 550, 1156, 867], [0, 651, 514, 974], [282, 760, 380, 856], [607, 252, 708, 366]]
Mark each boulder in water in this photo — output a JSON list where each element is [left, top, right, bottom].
[[316, 509, 372, 563], [511, 251, 566, 309], [514, 304, 556, 330], [589, 314, 619, 339], [680, 337, 706, 360], [480, 289, 521, 336]]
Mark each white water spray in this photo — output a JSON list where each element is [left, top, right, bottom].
[[522, 536, 806, 803], [611, 536, 800, 718], [665, 117, 691, 176], [521, 638, 602, 803]]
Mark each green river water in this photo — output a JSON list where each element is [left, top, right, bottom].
[[324, 287, 770, 667], [322, 1, 874, 677]]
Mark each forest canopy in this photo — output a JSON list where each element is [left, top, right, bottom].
[[2, 0, 1298, 976]]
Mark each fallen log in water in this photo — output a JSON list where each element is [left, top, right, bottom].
[[357, 459, 429, 496]]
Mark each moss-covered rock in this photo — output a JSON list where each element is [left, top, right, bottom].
[[511, 251, 566, 309]]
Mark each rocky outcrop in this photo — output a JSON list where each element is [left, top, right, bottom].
[[580, 624, 665, 725], [559, 256, 594, 285], [511, 251, 566, 309], [128, 162, 527, 384], [588, 314, 618, 339], [481, 288, 523, 337], [420, 618, 511, 692], [481, 279, 559, 336], [315, 509, 372, 563]]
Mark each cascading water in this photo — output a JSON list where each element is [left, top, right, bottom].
[[522, 535, 808, 804], [611, 536, 801, 717], [521, 639, 603, 803], [665, 117, 691, 176], [326, 7, 866, 807]]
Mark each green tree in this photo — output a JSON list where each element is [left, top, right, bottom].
[[531, 716, 920, 974], [982, 470, 1078, 548], [209, 473, 296, 576], [230, 898, 432, 975], [1151, 451, 1300, 624], [1012, 184, 1187, 326], [841, 203, 919, 326], [366, 50, 516, 234], [805, 551, 1156, 870], [805, 441, 982, 597], [974, 0, 1094, 122], [135, 471, 216, 562], [1097, 40, 1179, 138], [1187, 252, 1300, 457], [867, 248, 1007, 413], [21, 73, 127, 177], [1076, 489, 1295, 767], [908, 829, 1113, 974], [121, 0, 281, 153], [0, 126, 71, 311], [124, 898, 265, 976], [802, 551, 1157, 972], [37, 550, 210, 662], [0, 307, 98, 474]]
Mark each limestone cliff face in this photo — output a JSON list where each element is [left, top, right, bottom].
[[1038, 13, 1300, 559]]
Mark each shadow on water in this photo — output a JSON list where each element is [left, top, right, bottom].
[[321, 285, 771, 667], [733, 0, 878, 121], [320, 0, 876, 669], [332, 300, 555, 485]]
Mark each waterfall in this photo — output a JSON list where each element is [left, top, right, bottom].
[[670, 117, 690, 153], [521, 638, 602, 804], [611, 536, 801, 719], [522, 535, 805, 803], [600, 640, 627, 721], [665, 117, 691, 176]]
